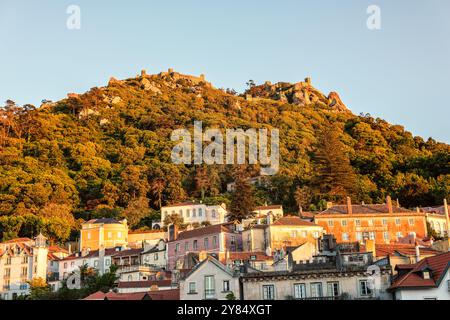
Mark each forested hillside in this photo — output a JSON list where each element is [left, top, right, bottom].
[[0, 69, 449, 242]]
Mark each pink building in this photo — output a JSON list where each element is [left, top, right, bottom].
[[167, 223, 242, 270]]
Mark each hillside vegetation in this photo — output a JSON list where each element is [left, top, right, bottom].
[[0, 69, 449, 242]]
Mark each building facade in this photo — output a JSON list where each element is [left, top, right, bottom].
[[160, 202, 227, 227], [315, 197, 428, 244], [0, 234, 48, 300], [80, 218, 128, 251]]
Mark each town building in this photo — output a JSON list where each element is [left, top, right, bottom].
[[167, 222, 242, 270], [421, 200, 450, 239], [116, 279, 174, 293], [141, 239, 167, 270], [314, 197, 428, 244], [84, 288, 180, 300], [0, 234, 49, 300], [79, 218, 128, 251], [127, 230, 166, 248], [240, 251, 392, 300], [180, 256, 240, 300], [242, 215, 324, 255], [159, 201, 227, 228], [242, 204, 284, 227], [389, 252, 450, 300]]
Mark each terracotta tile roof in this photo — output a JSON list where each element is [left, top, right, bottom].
[[228, 252, 272, 261], [317, 204, 415, 215], [148, 289, 180, 300], [254, 205, 282, 211], [61, 248, 118, 261], [112, 248, 143, 258], [164, 201, 197, 208], [300, 212, 316, 219], [175, 223, 236, 241], [272, 216, 320, 227], [83, 291, 150, 300], [389, 252, 450, 290], [48, 246, 68, 254], [117, 280, 172, 289], [84, 218, 122, 225], [3, 237, 32, 243], [375, 244, 441, 258]]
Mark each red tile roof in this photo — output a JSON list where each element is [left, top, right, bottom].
[[112, 248, 143, 258], [228, 252, 272, 261], [254, 205, 282, 211], [375, 244, 440, 258], [83, 291, 150, 300], [148, 289, 180, 300], [117, 280, 172, 289], [317, 204, 415, 215], [3, 237, 32, 243], [272, 216, 320, 227], [175, 223, 236, 241], [389, 252, 450, 290]]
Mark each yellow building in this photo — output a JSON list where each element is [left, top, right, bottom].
[[243, 216, 324, 254], [80, 218, 128, 251]]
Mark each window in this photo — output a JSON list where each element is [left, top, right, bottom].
[[328, 220, 334, 227], [356, 232, 362, 241], [188, 282, 196, 294], [20, 283, 28, 290], [211, 210, 216, 218], [71, 261, 75, 267], [355, 219, 361, 227], [342, 233, 349, 241], [87, 232, 91, 240], [6, 256, 11, 265], [223, 280, 230, 292], [360, 280, 372, 296], [193, 240, 198, 250], [186, 209, 190, 218], [94, 260, 98, 268], [423, 271, 431, 280], [118, 232, 122, 238], [106, 259, 111, 266], [262, 285, 275, 300], [21, 267, 27, 277], [154, 253, 159, 261], [383, 232, 389, 240], [310, 283, 323, 298], [293, 283, 307, 299], [396, 232, 403, 239], [395, 218, 401, 225], [198, 208, 203, 217], [312, 231, 319, 238], [341, 220, 347, 227], [4, 268, 11, 277], [231, 236, 236, 245], [108, 232, 112, 239], [327, 282, 340, 297], [369, 232, 375, 240], [382, 219, 387, 226], [204, 276, 215, 299], [301, 231, 307, 238], [22, 256, 28, 264], [447, 280, 450, 292], [204, 238, 209, 250], [291, 230, 297, 237], [193, 209, 196, 217], [368, 219, 374, 227], [408, 218, 415, 226], [175, 243, 180, 253], [128, 275, 132, 281], [179, 209, 183, 216], [250, 255, 257, 261], [185, 242, 189, 251], [212, 236, 218, 247], [64, 262, 68, 269]]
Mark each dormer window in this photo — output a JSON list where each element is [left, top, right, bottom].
[[423, 270, 431, 280]]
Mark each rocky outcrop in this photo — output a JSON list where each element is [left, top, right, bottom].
[[246, 77, 349, 112]]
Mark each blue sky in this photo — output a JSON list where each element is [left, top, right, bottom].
[[1, 0, 449, 142]]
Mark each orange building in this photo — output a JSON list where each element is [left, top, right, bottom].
[[80, 218, 128, 251], [314, 197, 427, 244]]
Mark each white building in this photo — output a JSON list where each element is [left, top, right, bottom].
[[389, 252, 450, 300], [142, 239, 167, 270], [160, 201, 227, 227], [180, 256, 240, 300], [0, 234, 48, 300]]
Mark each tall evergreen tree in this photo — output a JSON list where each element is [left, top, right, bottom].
[[228, 169, 256, 222], [312, 125, 358, 201]]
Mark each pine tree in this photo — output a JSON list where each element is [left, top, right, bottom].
[[228, 169, 256, 222], [313, 125, 358, 201]]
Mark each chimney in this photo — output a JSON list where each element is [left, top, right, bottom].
[[386, 196, 393, 214], [346, 197, 352, 215], [444, 199, 450, 250], [415, 241, 421, 263]]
